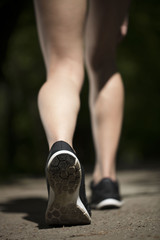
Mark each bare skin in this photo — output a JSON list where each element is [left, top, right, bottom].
[[34, 0, 130, 184], [86, 73, 124, 183], [85, 0, 130, 183], [34, 0, 86, 148]]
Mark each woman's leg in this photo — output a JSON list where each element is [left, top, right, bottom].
[[85, 0, 131, 184], [34, 0, 87, 149], [34, 0, 91, 226]]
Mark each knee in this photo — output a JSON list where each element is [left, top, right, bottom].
[[47, 56, 85, 90]]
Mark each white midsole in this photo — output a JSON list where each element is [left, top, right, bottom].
[[76, 196, 91, 219], [47, 150, 79, 169], [93, 198, 124, 209]]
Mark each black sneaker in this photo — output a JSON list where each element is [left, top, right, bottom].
[[90, 178, 123, 209], [45, 141, 91, 226]]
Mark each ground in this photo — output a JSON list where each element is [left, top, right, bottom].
[[0, 170, 160, 240]]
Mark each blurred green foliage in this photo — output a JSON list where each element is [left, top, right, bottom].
[[0, 0, 160, 176]]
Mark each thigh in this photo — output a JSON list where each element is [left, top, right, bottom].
[[34, 0, 87, 72], [85, 0, 131, 90]]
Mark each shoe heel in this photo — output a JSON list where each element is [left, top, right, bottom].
[[46, 153, 91, 226], [47, 153, 81, 195]]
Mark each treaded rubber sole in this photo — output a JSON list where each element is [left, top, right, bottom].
[[45, 151, 91, 226], [91, 198, 123, 210]]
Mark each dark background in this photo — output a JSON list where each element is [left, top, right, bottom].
[[0, 0, 160, 177]]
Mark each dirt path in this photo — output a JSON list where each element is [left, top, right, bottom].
[[0, 170, 160, 240]]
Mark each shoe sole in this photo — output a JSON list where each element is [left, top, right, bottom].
[[45, 150, 91, 226], [91, 198, 124, 210]]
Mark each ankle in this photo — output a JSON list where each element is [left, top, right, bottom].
[[93, 169, 117, 185], [93, 173, 102, 185], [48, 138, 73, 150]]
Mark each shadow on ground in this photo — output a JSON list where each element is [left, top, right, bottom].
[[1, 190, 159, 230], [0, 197, 50, 229]]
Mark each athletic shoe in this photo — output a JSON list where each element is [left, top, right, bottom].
[[45, 140, 91, 226], [90, 178, 123, 209]]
